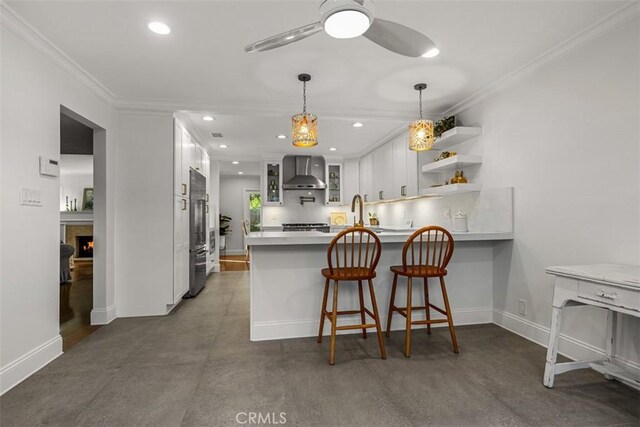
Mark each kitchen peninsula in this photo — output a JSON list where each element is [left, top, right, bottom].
[[248, 188, 515, 341]]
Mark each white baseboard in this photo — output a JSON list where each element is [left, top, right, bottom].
[[0, 335, 63, 395], [212, 263, 221, 273], [493, 309, 640, 374], [251, 307, 492, 341], [90, 304, 116, 325]]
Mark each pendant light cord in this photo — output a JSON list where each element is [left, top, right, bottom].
[[419, 88, 423, 120], [302, 80, 307, 114]]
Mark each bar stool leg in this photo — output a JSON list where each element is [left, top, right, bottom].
[[405, 277, 413, 357], [385, 273, 398, 337], [317, 277, 330, 343], [357, 280, 367, 339], [329, 280, 340, 365], [424, 277, 431, 335], [440, 277, 459, 353], [368, 279, 386, 360]]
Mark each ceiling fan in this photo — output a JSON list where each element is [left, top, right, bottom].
[[244, 0, 439, 58]]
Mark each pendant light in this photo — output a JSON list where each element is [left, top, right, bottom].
[[408, 83, 435, 151], [292, 74, 318, 147]]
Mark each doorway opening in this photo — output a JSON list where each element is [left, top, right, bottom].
[[59, 107, 105, 350], [220, 188, 261, 271]]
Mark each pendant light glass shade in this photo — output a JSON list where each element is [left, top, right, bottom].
[[408, 119, 435, 151], [408, 83, 435, 151], [292, 113, 318, 147], [292, 74, 318, 147]]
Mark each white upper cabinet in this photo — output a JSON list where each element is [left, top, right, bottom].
[[325, 162, 343, 205], [359, 153, 373, 203], [343, 159, 359, 203], [173, 121, 183, 197], [262, 159, 283, 206], [372, 143, 393, 201], [392, 135, 418, 198]]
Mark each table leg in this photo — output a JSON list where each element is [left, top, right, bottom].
[[604, 309, 617, 380], [543, 306, 563, 388]]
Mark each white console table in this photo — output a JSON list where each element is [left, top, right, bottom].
[[543, 264, 640, 390]]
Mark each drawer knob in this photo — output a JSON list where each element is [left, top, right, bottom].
[[595, 288, 618, 299]]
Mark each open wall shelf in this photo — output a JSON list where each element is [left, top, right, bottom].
[[434, 126, 482, 150], [421, 154, 482, 174]]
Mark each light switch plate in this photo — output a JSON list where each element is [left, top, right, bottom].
[[20, 187, 42, 206]]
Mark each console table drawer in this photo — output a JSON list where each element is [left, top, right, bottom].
[[577, 281, 640, 312]]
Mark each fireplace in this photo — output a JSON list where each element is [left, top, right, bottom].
[[76, 236, 94, 258]]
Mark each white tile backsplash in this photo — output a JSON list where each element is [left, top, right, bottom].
[[262, 188, 513, 233]]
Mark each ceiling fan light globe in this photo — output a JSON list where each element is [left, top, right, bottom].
[[323, 10, 371, 39], [422, 47, 440, 58]]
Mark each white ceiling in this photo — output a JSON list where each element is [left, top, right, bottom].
[[219, 160, 261, 176], [8, 0, 630, 158]]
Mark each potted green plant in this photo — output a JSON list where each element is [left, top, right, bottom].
[[219, 214, 232, 250]]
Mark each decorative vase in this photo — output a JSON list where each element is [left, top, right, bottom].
[[450, 170, 468, 184]]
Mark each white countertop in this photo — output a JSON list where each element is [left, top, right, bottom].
[[247, 230, 513, 246]]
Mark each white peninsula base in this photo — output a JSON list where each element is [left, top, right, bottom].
[[248, 231, 513, 341]]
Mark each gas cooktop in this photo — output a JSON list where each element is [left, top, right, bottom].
[[282, 223, 330, 233]]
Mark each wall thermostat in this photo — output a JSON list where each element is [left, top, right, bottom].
[[39, 156, 59, 177]]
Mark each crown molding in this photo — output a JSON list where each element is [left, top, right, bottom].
[[444, 1, 640, 117], [113, 96, 429, 122], [0, 2, 116, 105]]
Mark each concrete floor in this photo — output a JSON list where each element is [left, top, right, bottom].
[[1, 271, 638, 426]]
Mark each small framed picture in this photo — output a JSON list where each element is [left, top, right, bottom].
[[82, 188, 94, 211]]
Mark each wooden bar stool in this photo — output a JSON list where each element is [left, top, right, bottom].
[[317, 227, 386, 365], [386, 226, 459, 357]]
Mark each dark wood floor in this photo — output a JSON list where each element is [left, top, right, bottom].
[[220, 255, 249, 271], [60, 260, 101, 350]]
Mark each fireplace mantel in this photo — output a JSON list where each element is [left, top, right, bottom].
[[60, 211, 93, 224]]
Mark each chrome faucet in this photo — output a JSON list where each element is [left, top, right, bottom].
[[351, 194, 364, 227]]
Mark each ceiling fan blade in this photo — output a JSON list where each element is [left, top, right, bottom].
[[363, 18, 437, 57], [245, 22, 323, 53]]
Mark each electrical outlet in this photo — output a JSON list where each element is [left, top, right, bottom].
[[518, 299, 527, 316]]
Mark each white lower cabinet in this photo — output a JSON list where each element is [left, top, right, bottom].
[[173, 196, 189, 303]]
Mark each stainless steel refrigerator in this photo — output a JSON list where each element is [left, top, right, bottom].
[[186, 169, 207, 297]]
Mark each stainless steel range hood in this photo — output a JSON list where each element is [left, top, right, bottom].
[[282, 155, 327, 190]]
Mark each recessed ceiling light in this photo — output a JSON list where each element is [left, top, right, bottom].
[[352, 122, 364, 128], [202, 116, 214, 121], [276, 134, 287, 139], [232, 161, 239, 165], [148, 22, 171, 35], [238, 171, 244, 175], [219, 144, 228, 149], [329, 147, 337, 151], [422, 47, 440, 58]]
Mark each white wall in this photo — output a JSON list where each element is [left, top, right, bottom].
[[453, 18, 639, 365], [114, 112, 174, 317], [0, 14, 117, 394], [219, 175, 260, 253]]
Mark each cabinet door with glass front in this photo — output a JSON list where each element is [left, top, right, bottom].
[[262, 160, 283, 206], [325, 163, 343, 205]]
